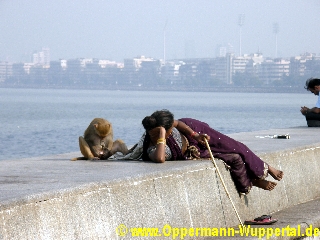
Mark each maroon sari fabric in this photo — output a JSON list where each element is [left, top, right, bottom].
[[142, 118, 267, 194], [180, 118, 267, 194]]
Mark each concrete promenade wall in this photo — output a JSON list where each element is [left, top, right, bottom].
[[0, 127, 320, 239]]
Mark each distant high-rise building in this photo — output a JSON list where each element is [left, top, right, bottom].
[[259, 58, 290, 84], [214, 53, 233, 84], [216, 43, 234, 58], [33, 47, 50, 67], [32, 52, 39, 65], [219, 47, 227, 57], [42, 48, 50, 67], [0, 62, 12, 82], [227, 43, 234, 54]]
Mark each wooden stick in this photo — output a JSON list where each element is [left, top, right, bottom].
[[204, 138, 244, 227]]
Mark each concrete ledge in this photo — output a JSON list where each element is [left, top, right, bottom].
[[1, 127, 320, 239]]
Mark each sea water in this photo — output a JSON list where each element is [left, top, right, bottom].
[[0, 88, 315, 160]]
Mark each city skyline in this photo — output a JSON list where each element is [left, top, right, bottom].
[[1, 0, 319, 63], [25, 48, 320, 65]]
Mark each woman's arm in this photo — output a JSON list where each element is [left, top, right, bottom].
[[148, 126, 167, 163], [174, 120, 210, 145]]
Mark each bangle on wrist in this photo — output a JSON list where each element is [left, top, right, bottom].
[[190, 131, 197, 138], [157, 138, 166, 145]]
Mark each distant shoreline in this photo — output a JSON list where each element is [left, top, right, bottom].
[[0, 84, 306, 93]]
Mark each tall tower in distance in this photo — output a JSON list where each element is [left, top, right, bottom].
[[273, 23, 279, 58], [163, 19, 168, 65], [238, 14, 245, 57]]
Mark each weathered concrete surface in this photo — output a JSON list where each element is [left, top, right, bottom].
[[0, 126, 320, 239]]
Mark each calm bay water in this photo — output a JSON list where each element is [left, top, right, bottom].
[[0, 88, 315, 160]]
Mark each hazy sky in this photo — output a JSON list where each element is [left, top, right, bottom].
[[1, 0, 319, 62]]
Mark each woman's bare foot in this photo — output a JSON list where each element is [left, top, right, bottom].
[[252, 179, 277, 191], [268, 165, 283, 181]]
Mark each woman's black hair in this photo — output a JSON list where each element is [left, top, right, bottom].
[[305, 78, 320, 90], [142, 109, 174, 131]]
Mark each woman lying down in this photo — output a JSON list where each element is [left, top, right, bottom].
[[117, 109, 283, 195]]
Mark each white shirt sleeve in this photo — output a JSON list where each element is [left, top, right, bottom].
[[316, 95, 320, 108]]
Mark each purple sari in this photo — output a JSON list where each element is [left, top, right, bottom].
[[142, 118, 268, 194], [180, 118, 268, 194]]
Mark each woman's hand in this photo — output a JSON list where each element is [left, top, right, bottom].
[[148, 126, 167, 163], [148, 126, 166, 142], [194, 133, 210, 145]]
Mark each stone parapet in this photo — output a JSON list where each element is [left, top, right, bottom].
[[0, 127, 319, 239]]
